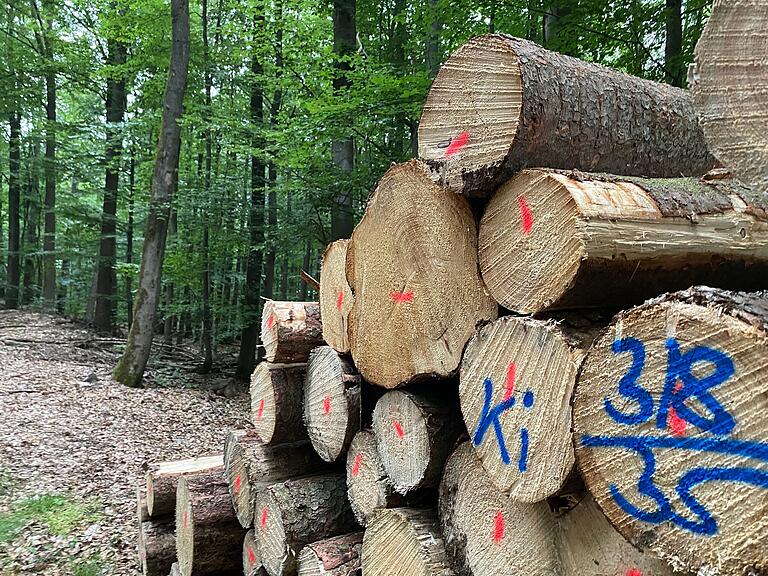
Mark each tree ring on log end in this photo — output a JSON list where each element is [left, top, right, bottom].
[[250, 362, 307, 445], [254, 489, 288, 576], [174, 477, 195, 576], [346, 430, 390, 526], [226, 439, 256, 528]]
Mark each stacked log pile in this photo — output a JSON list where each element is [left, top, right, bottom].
[[134, 6, 768, 575]]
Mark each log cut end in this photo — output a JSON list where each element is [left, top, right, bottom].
[[243, 528, 265, 576], [304, 346, 361, 462], [418, 34, 523, 196], [361, 508, 453, 576], [346, 430, 391, 526], [261, 300, 323, 363], [250, 362, 307, 445], [225, 436, 257, 528], [320, 240, 353, 354], [146, 454, 224, 517], [297, 532, 364, 576]]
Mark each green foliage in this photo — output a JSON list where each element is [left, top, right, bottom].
[[0, 493, 101, 543]]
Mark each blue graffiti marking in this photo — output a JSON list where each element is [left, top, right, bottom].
[[519, 429, 529, 473]]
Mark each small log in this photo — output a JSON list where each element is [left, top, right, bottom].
[[691, 0, 768, 193], [146, 455, 224, 517], [438, 442, 559, 576], [297, 532, 364, 576], [573, 286, 768, 575], [459, 315, 601, 501], [346, 430, 396, 526], [243, 528, 266, 576], [319, 240, 353, 354], [372, 390, 461, 494], [478, 169, 768, 314], [418, 34, 714, 196], [255, 473, 360, 576], [361, 508, 453, 576], [346, 160, 497, 389], [140, 516, 176, 576], [175, 475, 243, 576], [225, 431, 328, 528], [224, 429, 246, 464], [261, 300, 323, 363], [304, 346, 361, 462], [250, 362, 308, 444]]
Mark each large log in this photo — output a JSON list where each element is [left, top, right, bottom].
[[319, 240, 353, 354], [304, 346, 361, 462], [255, 474, 360, 576], [261, 301, 323, 363], [478, 169, 768, 314], [146, 455, 224, 517], [297, 532, 364, 576], [175, 475, 244, 576], [418, 34, 714, 197], [140, 516, 176, 576], [459, 314, 601, 500], [225, 430, 328, 528], [346, 160, 497, 389], [243, 528, 266, 576], [361, 508, 453, 576], [691, 0, 768, 194], [250, 362, 308, 445], [573, 286, 768, 575], [345, 429, 398, 526], [372, 389, 461, 494]]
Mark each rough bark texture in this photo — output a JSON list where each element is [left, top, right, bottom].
[[41, 40, 57, 309], [479, 169, 768, 314], [459, 315, 602, 501], [6, 112, 21, 308], [361, 508, 453, 576], [175, 475, 244, 576], [297, 532, 363, 576], [574, 286, 768, 575], [418, 34, 715, 196], [346, 160, 497, 389], [319, 240, 353, 354], [691, 0, 768, 193], [372, 389, 461, 494], [250, 362, 308, 445], [225, 432, 329, 528], [243, 528, 266, 576], [261, 301, 324, 364], [255, 474, 359, 576], [346, 429, 398, 526], [140, 516, 176, 576], [304, 346, 361, 462], [146, 455, 224, 517]]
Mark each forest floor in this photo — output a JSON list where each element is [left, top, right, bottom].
[[0, 310, 251, 575]]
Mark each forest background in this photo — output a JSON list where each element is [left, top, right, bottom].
[[0, 0, 709, 380]]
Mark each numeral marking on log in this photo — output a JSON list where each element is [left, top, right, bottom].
[[235, 475, 242, 491], [352, 453, 362, 477], [260, 507, 268, 529], [248, 546, 256, 564], [257, 398, 265, 419], [389, 290, 414, 303], [580, 336, 768, 535], [337, 290, 344, 311], [518, 195, 534, 235], [492, 510, 505, 544], [393, 420, 405, 438], [323, 395, 331, 415], [441, 131, 470, 157]]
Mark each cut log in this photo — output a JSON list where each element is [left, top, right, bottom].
[[175, 474, 244, 576], [372, 389, 461, 494], [140, 516, 176, 576], [261, 301, 324, 363], [319, 240, 353, 354], [691, 0, 768, 193], [573, 286, 768, 575], [346, 430, 396, 526], [255, 473, 359, 576], [418, 34, 714, 197], [479, 169, 768, 314], [346, 160, 497, 389], [225, 431, 329, 528], [304, 346, 361, 462], [361, 508, 453, 576], [438, 442, 560, 576], [459, 315, 602, 500], [224, 429, 246, 465], [243, 528, 266, 576], [146, 455, 224, 517], [297, 532, 364, 576], [250, 362, 308, 445]]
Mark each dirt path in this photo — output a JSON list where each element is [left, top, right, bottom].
[[0, 310, 250, 575]]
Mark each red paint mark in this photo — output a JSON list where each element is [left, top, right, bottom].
[[267, 314, 275, 330], [260, 507, 268, 529], [393, 420, 404, 438], [183, 511, 188, 529], [323, 395, 331, 415], [257, 398, 265, 419], [336, 290, 344, 311], [248, 546, 256, 564], [669, 380, 687, 437], [234, 475, 241, 492], [389, 290, 414, 304], [518, 195, 534, 235], [503, 361, 516, 401], [444, 131, 470, 157], [492, 511, 505, 543], [352, 453, 362, 477], [625, 569, 643, 576]]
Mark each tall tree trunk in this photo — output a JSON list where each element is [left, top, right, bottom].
[[6, 113, 22, 309], [163, 208, 177, 342], [41, 0, 57, 309], [299, 238, 311, 301], [126, 147, 135, 327], [94, 38, 127, 331], [23, 147, 41, 305], [279, 187, 291, 300], [113, 0, 190, 387], [664, 0, 683, 86], [235, 8, 266, 380], [425, 0, 440, 76], [543, 1, 574, 55], [330, 0, 356, 241]]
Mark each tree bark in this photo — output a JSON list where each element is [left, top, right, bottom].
[[419, 35, 715, 196], [319, 240, 352, 354], [297, 532, 363, 576], [6, 112, 22, 309], [664, 0, 683, 86], [41, 1, 57, 309], [478, 169, 768, 314], [250, 362, 308, 445], [146, 455, 224, 517], [22, 151, 41, 305], [261, 300, 323, 363], [140, 516, 176, 576], [163, 209, 177, 343], [113, 0, 190, 387], [126, 147, 135, 327]]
